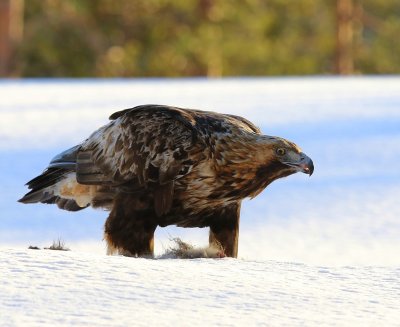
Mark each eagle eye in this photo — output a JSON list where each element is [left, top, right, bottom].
[[276, 148, 286, 156]]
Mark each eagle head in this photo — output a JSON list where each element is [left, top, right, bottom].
[[243, 136, 314, 198], [270, 137, 314, 176]]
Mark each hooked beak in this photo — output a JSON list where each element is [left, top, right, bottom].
[[283, 152, 314, 176], [298, 153, 314, 176]]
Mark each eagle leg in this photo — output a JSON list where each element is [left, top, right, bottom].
[[208, 202, 241, 258], [104, 193, 157, 257]]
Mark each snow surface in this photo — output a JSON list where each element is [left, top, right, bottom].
[[1, 77, 400, 266], [1, 248, 399, 326]]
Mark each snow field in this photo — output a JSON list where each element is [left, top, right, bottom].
[[1, 248, 399, 326]]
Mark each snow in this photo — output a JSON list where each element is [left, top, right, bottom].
[[1, 77, 400, 325], [1, 248, 399, 326]]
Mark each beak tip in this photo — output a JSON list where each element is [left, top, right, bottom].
[[303, 168, 313, 176], [301, 156, 314, 176], [308, 161, 314, 176]]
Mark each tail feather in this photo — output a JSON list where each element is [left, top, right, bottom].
[[19, 175, 87, 212], [18, 189, 55, 204], [19, 167, 87, 212], [19, 145, 91, 212], [25, 168, 67, 190], [19, 168, 70, 203]]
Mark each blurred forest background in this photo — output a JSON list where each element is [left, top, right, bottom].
[[0, 0, 399, 77]]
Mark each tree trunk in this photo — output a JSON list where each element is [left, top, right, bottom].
[[0, 0, 24, 76], [335, 0, 354, 75]]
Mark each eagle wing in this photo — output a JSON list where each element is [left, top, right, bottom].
[[76, 105, 203, 215]]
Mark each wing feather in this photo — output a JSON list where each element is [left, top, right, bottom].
[[76, 105, 203, 215]]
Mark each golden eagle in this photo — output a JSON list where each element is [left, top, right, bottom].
[[19, 105, 314, 257]]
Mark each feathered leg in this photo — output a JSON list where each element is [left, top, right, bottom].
[[208, 202, 241, 258], [104, 193, 157, 257]]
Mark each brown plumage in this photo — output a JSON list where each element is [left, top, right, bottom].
[[19, 105, 314, 257]]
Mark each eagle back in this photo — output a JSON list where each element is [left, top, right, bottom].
[[78, 105, 205, 186]]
